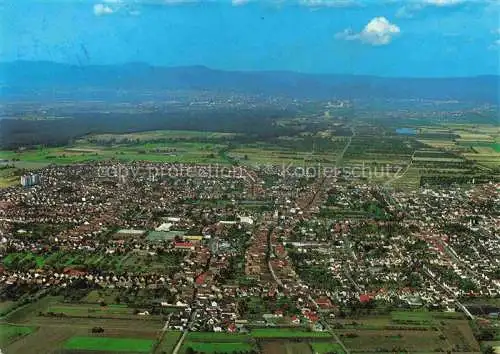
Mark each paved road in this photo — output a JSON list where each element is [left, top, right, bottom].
[[172, 309, 198, 354], [320, 317, 351, 354], [336, 126, 355, 167], [384, 150, 416, 187], [266, 181, 350, 354], [423, 267, 475, 320]]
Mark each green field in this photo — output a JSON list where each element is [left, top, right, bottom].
[[186, 332, 250, 342], [310, 342, 346, 354], [181, 331, 255, 354], [157, 331, 182, 354], [415, 124, 500, 171], [2, 124, 498, 193], [251, 328, 332, 338], [391, 311, 433, 324], [0, 166, 20, 187], [0, 324, 36, 346], [64, 336, 155, 352], [3, 253, 48, 268], [0, 138, 231, 167], [182, 341, 254, 353], [2, 250, 184, 274], [79, 130, 237, 143], [0, 300, 15, 315], [47, 303, 133, 317], [327, 311, 479, 353], [338, 329, 445, 352]]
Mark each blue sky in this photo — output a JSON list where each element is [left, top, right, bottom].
[[1, 0, 499, 77]]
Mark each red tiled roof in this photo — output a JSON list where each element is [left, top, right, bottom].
[[306, 313, 319, 322], [315, 297, 332, 308], [174, 242, 194, 248], [359, 294, 372, 303], [195, 272, 206, 285]]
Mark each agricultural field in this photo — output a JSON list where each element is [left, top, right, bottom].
[[156, 331, 182, 354], [326, 311, 480, 353], [63, 336, 155, 352], [182, 341, 254, 354], [260, 341, 313, 354], [0, 300, 15, 316], [180, 331, 257, 354], [387, 166, 421, 190], [0, 324, 36, 346], [4, 325, 78, 354], [338, 329, 445, 353], [78, 130, 238, 143], [309, 342, 346, 354], [2, 124, 497, 191], [186, 332, 251, 342], [441, 320, 482, 352], [415, 124, 500, 170], [0, 131, 349, 171], [0, 166, 20, 187], [390, 311, 434, 324], [45, 303, 145, 320], [84, 290, 122, 304], [2, 296, 164, 354], [0, 135, 232, 167], [2, 250, 184, 275], [230, 147, 339, 167], [250, 328, 332, 338]]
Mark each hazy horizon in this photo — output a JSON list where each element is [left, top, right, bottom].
[[2, 59, 500, 79]]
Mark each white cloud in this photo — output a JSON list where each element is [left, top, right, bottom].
[[300, 0, 358, 7], [232, 0, 250, 5], [93, 0, 143, 16], [336, 17, 401, 45], [489, 38, 500, 49], [395, 5, 415, 17], [490, 28, 500, 49], [396, 0, 467, 17], [424, 0, 464, 6], [163, 0, 200, 3], [93, 3, 114, 15]]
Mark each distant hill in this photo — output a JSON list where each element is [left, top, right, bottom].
[[1, 61, 498, 103]]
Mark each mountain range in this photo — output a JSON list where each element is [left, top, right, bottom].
[[1, 61, 499, 103]]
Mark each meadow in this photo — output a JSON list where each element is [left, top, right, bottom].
[[0, 324, 36, 346], [180, 331, 257, 354], [2, 250, 184, 275], [390, 311, 433, 324], [64, 336, 155, 352], [338, 329, 445, 352], [261, 341, 313, 354], [250, 328, 332, 338], [3, 299, 163, 354], [416, 124, 499, 170], [182, 341, 254, 353], [2, 123, 498, 193], [327, 311, 480, 353], [156, 331, 182, 354], [186, 332, 251, 341], [46, 303, 139, 319]]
